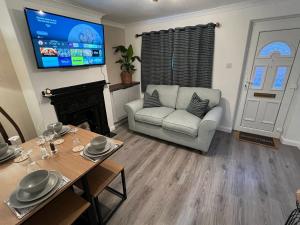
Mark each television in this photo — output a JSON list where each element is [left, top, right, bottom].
[[24, 8, 105, 69]]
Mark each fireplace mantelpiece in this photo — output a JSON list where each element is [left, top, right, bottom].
[[44, 81, 110, 136]]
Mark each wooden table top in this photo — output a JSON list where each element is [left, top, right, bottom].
[[0, 126, 123, 225]]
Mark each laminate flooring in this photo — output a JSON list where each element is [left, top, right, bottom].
[[103, 125, 300, 225]]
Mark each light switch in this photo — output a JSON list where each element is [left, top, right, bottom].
[[226, 63, 232, 69]]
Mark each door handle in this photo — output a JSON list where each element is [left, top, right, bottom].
[[244, 81, 253, 88]]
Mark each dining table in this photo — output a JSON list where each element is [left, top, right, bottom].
[[0, 126, 124, 225]]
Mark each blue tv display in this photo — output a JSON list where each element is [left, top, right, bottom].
[[24, 8, 105, 68]]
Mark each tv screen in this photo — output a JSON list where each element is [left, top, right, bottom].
[[24, 8, 105, 69]]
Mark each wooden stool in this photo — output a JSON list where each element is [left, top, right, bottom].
[[77, 160, 127, 225], [22, 189, 90, 225]]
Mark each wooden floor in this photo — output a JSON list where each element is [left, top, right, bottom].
[[104, 125, 300, 225]]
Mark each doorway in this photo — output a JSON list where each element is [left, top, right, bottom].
[[235, 17, 300, 138]]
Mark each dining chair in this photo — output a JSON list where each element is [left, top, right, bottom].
[[22, 188, 90, 225], [76, 159, 127, 225], [0, 107, 25, 144]]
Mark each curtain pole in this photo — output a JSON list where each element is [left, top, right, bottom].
[[135, 22, 220, 38]]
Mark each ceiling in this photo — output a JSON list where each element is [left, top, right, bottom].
[[59, 0, 269, 23]]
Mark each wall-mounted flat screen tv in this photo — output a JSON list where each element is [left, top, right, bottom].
[[24, 8, 105, 69]]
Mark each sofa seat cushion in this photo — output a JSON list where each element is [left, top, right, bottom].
[[162, 110, 201, 137], [135, 107, 175, 126]]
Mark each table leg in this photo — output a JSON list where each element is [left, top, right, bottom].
[[81, 176, 98, 225]]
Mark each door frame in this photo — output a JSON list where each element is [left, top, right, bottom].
[[234, 16, 300, 138]]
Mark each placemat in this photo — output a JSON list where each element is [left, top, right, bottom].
[[80, 142, 120, 163], [5, 172, 70, 219]]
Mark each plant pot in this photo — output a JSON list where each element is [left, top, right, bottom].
[[120, 71, 133, 84]]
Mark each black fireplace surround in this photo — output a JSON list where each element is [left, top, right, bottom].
[[47, 81, 110, 136]]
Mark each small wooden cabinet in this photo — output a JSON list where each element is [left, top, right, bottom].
[[110, 83, 140, 123]]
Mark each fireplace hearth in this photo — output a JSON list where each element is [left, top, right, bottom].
[[46, 81, 110, 136]]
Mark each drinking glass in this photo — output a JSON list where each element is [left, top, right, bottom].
[[70, 128, 80, 146], [8, 136, 22, 151], [51, 124, 64, 145], [25, 150, 41, 174]]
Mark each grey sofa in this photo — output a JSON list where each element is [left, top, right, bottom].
[[124, 85, 223, 152]]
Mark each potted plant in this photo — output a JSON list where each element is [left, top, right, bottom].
[[113, 44, 141, 84]]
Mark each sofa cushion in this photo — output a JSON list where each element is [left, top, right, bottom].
[[143, 90, 161, 108], [135, 107, 175, 126], [186, 92, 209, 119], [176, 87, 221, 109], [162, 110, 201, 137], [146, 85, 179, 108]]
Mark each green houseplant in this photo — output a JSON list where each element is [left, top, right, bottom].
[[113, 44, 141, 84]]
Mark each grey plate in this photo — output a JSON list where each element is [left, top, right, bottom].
[[9, 171, 62, 209], [59, 126, 71, 136], [0, 149, 20, 163], [16, 172, 59, 202], [83, 143, 112, 158], [0, 147, 15, 160], [86, 143, 111, 155]]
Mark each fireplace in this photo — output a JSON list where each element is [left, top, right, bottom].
[[47, 81, 110, 136]]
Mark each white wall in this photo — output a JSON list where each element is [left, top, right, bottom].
[[104, 24, 126, 85], [1, 0, 115, 134], [0, 31, 36, 141], [124, 0, 300, 146]]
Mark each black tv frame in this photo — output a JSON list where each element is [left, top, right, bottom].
[[24, 7, 106, 69]]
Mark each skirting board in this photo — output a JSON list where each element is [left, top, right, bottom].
[[109, 125, 116, 132], [280, 136, 300, 150], [217, 125, 232, 133]]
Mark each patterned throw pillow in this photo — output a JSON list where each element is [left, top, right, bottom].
[[186, 92, 209, 118], [143, 89, 161, 108]]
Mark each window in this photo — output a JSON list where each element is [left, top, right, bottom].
[[272, 66, 288, 90], [252, 66, 266, 89], [259, 41, 292, 58]]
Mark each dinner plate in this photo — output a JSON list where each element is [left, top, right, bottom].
[[83, 144, 112, 158], [0, 149, 20, 163], [16, 172, 59, 202], [59, 126, 71, 136], [86, 142, 111, 155], [0, 147, 15, 160], [9, 171, 62, 209]]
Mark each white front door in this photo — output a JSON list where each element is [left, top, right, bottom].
[[237, 24, 300, 137]]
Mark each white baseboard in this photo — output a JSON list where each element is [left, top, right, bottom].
[[217, 125, 232, 133], [280, 136, 300, 150], [109, 125, 116, 132]]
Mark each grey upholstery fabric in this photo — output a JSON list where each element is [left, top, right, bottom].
[[124, 85, 223, 152], [146, 85, 179, 108], [162, 110, 201, 137], [172, 24, 215, 88], [143, 90, 161, 108], [176, 87, 221, 109], [186, 92, 209, 119], [141, 30, 174, 92], [124, 99, 144, 130], [135, 107, 174, 126]]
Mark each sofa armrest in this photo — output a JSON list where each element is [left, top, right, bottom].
[[124, 99, 143, 114], [198, 106, 223, 132], [124, 99, 143, 130]]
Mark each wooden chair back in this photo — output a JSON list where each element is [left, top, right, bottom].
[[0, 107, 25, 144]]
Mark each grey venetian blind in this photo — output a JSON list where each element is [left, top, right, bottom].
[[141, 30, 174, 92], [172, 24, 215, 88]]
